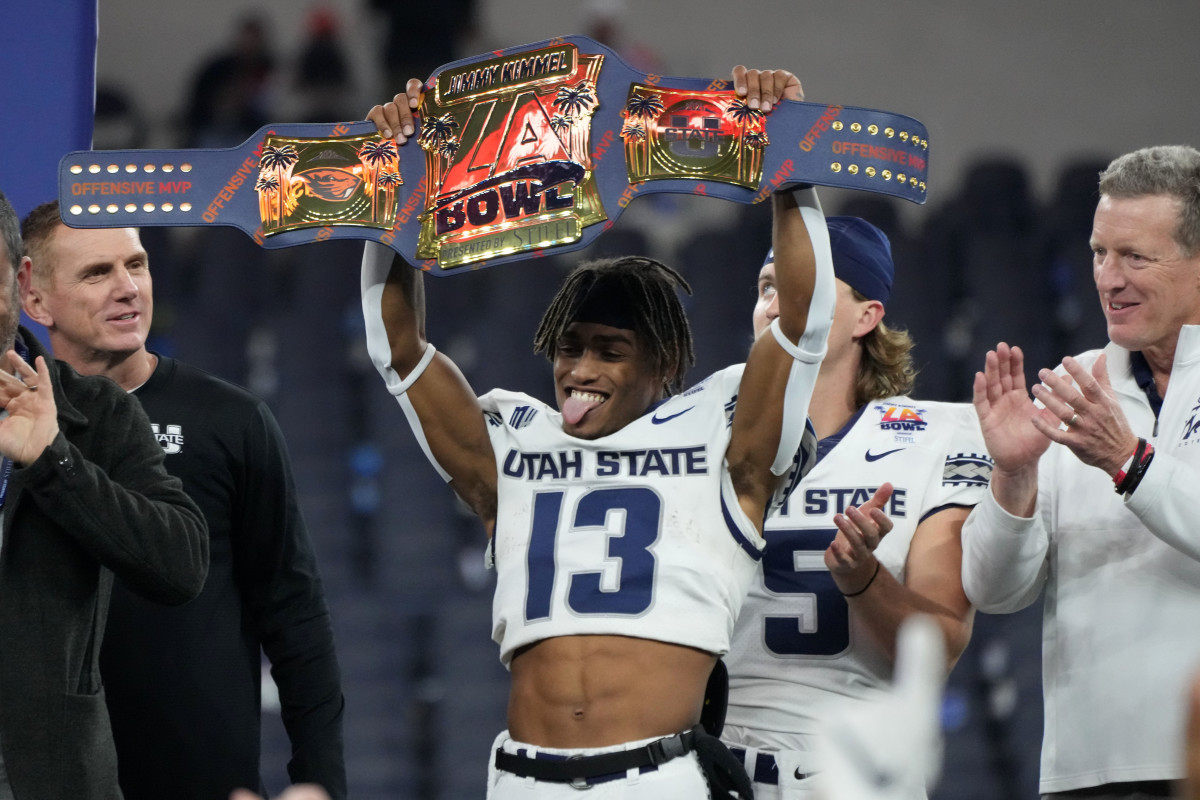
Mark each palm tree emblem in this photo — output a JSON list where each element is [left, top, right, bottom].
[[623, 91, 664, 176], [723, 99, 765, 182], [743, 129, 770, 182], [254, 173, 281, 225], [549, 113, 571, 143], [358, 139, 399, 220], [438, 137, 460, 160], [625, 92, 664, 122], [552, 80, 597, 160], [258, 144, 299, 224], [418, 113, 460, 150], [620, 120, 648, 175], [620, 121, 647, 141], [554, 80, 597, 117], [377, 170, 402, 218], [418, 113, 461, 189]]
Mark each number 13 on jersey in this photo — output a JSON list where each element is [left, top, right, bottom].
[[525, 487, 661, 620]]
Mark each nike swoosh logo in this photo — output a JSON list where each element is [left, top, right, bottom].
[[865, 448, 906, 462], [651, 406, 695, 424]]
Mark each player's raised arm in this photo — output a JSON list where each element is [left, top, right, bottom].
[[361, 242, 498, 527], [361, 85, 498, 528], [727, 184, 833, 520]]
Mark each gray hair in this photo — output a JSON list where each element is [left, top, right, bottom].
[[1098, 145, 1200, 256], [0, 189, 21, 271]]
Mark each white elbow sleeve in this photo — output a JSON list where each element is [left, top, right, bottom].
[[361, 241, 435, 396], [771, 188, 835, 362], [771, 357, 820, 476], [770, 317, 825, 364], [767, 188, 834, 475], [794, 189, 837, 358]]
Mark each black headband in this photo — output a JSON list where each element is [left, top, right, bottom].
[[570, 273, 638, 331]]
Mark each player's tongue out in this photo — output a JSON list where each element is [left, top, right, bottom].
[[562, 391, 605, 425]]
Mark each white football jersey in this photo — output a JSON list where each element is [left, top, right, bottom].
[[483, 365, 811, 666], [724, 397, 991, 748]]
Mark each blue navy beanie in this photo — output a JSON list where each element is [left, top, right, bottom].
[[763, 216, 894, 305]]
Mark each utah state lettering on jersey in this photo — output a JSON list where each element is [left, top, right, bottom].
[[501, 446, 709, 480], [480, 366, 778, 667]]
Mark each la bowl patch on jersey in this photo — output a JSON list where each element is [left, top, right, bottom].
[[872, 402, 928, 442]]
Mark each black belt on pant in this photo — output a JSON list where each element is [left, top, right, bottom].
[[728, 747, 810, 785], [495, 728, 698, 788]]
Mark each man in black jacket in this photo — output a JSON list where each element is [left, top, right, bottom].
[[0, 188, 208, 799], [19, 201, 346, 800]]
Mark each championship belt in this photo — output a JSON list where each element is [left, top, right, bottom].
[[59, 34, 929, 274]]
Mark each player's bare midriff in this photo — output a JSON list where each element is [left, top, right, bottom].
[[507, 634, 716, 748]]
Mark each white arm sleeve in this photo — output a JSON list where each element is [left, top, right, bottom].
[[361, 240, 436, 397], [360, 241, 452, 482], [960, 488, 1050, 613], [769, 187, 835, 475]]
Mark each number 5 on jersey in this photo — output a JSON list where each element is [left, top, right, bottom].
[[761, 528, 850, 657]]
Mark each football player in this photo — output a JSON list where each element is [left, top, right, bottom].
[[722, 217, 991, 799], [362, 66, 830, 799]]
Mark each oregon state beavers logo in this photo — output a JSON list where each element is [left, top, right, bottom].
[[293, 167, 364, 201]]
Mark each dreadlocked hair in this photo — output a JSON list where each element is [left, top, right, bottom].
[[533, 256, 696, 395]]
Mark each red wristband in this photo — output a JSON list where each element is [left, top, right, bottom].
[[1114, 438, 1154, 495]]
